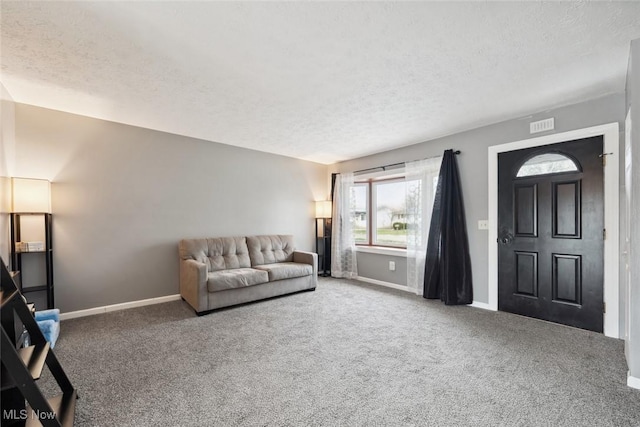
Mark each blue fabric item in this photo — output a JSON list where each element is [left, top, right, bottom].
[[36, 319, 60, 349], [34, 309, 60, 322]]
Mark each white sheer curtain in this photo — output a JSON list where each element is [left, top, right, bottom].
[[331, 172, 358, 279], [405, 157, 442, 295]]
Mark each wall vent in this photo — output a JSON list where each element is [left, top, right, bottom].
[[530, 118, 555, 134]]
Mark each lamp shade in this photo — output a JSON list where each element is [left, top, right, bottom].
[[315, 200, 332, 219], [11, 178, 51, 213]]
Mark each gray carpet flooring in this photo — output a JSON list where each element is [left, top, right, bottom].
[[41, 278, 640, 426]]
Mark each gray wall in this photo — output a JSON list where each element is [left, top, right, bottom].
[[357, 252, 407, 285], [0, 84, 15, 265], [626, 39, 640, 381], [331, 93, 626, 305], [13, 104, 328, 313]]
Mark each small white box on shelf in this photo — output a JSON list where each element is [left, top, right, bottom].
[[26, 242, 45, 252]]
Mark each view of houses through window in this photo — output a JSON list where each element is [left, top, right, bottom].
[[351, 177, 418, 247]]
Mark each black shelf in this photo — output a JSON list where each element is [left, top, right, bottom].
[[22, 285, 49, 294], [10, 213, 54, 309], [1, 343, 50, 391], [25, 390, 78, 427], [315, 218, 332, 277], [1, 259, 77, 427], [1, 289, 19, 308]]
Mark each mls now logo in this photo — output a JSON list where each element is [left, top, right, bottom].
[[3, 409, 56, 421]]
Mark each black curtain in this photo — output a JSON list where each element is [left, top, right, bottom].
[[327, 173, 338, 274], [423, 150, 473, 304], [330, 173, 338, 201]]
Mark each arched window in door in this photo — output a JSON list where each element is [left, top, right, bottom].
[[516, 152, 580, 177]]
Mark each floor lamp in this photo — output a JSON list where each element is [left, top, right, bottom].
[[315, 201, 332, 277]]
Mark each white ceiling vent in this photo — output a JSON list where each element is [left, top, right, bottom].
[[530, 118, 555, 134]]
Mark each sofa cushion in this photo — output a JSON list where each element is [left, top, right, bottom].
[[207, 268, 269, 292], [253, 262, 313, 282], [246, 235, 295, 266], [180, 237, 251, 272]]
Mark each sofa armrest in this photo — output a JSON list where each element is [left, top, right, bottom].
[[179, 259, 208, 313], [293, 251, 318, 277]]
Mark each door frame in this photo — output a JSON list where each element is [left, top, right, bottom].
[[488, 123, 620, 338]]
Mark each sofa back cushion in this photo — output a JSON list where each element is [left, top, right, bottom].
[[246, 235, 295, 266], [179, 237, 251, 272]]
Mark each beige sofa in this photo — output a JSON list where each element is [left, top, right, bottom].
[[179, 235, 317, 314]]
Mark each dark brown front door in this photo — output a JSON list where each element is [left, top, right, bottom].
[[498, 136, 604, 332]]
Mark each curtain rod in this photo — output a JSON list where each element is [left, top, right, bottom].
[[352, 150, 460, 175]]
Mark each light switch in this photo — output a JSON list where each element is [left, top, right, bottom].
[[389, 261, 396, 271]]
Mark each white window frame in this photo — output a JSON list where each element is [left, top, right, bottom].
[[353, 175, 417, 249], [352, 183, 369, 245], [371, 177, 408, 248]]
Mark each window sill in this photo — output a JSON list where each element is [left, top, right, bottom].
[[356, 246, 407, 257]]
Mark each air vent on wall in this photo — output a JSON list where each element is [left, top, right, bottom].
[[530, 118, 555, 134]]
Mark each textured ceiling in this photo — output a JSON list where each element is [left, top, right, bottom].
[[2, 2, 640, 164]]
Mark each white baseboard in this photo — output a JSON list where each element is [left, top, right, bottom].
[[59, 294, 182, 321], [627, 372, 640, 390], [470, 301, 493, 311], [354, 278, 498, 307], [356, 276, 411, 293], [354, 278, 496, 309]]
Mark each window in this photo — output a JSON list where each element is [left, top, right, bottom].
[[351, 177, 419, 248], [516, 153, 579, 177], [351, 184, 368, 244]]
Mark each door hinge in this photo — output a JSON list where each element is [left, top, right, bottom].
[[599, 152, 613, 166], [603, 228, 606, 240], [603, 302, 606, 314]]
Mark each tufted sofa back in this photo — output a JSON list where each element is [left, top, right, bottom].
[[246, 235, 295, 266], [179, 237, 251, 272]]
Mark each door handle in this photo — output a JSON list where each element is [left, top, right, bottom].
[[497, 232, 514, 245]]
